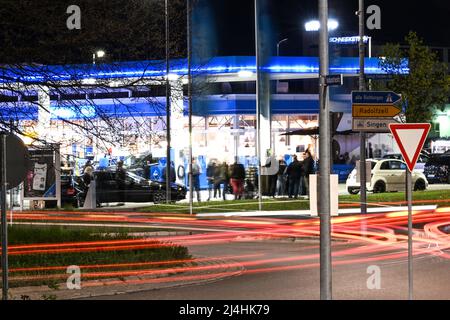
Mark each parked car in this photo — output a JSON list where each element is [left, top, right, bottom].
[[61, 174, 81, 207], [77, 169, 187, 206], [45, 170, 83, 208], [383, 153, 429, 173], [123, 152, 159, 178], [346, 159, 428, 194], [424, 150, 450, 184]]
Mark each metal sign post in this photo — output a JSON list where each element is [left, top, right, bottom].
[[318, 0, 332, 300], [1, 134, 8, 300], [357, 0, 367, 216], [389, 123, 431, 301], [406, 169, 413, 300]]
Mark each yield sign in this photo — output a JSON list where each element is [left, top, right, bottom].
[[389, 123, 431, 172]]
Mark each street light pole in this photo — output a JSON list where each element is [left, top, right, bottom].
[[318, 0, 332, 300], [187, 0, 193, 215], [358, 0, 367, 215], [165, 0, 172, 204], [276, 38, 288, 57], [254, 0, 262, 212]]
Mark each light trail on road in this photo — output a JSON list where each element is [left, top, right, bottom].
[[5, 206, 450, 290]]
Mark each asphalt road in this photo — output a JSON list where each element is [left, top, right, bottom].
[[14, 204, 447, 300], [89, 240, 450, 300]]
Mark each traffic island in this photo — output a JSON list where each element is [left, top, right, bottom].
[[9, 256, 244, 300]]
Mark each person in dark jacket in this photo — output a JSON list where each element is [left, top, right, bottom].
[[265, 156, 278, 198], [206, 160, 217, 201], [276, 159, 287, 196], [230, 157, 246, 200], [286, 155, 302, 198], [218, 161, 230, 200], [213, 163, 223, 199], [189, 158, 202, 202], [302, 151, 315, 197]]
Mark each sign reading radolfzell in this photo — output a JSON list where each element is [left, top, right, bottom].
[[352, 105, 402, 118]]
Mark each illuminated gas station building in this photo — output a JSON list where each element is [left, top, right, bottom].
[[0, 55, 404, 183]]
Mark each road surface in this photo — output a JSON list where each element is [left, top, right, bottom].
[[87, 240, 450, 300], [82, 208, 450, 300]]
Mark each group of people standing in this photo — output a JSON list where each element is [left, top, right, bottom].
[[190, 151, 315, 202], [193, 157, 248, 202], [268, 150, 315, 199]]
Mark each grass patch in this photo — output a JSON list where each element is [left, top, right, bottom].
[[139, 189, 450, 214], [340, 189, 450, 207], [139, 198, 311, 214], [1, 225, 190, 288]]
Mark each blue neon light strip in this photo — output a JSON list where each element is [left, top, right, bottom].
[[0, 56, 408, 84], [0, 95, 352, 120]]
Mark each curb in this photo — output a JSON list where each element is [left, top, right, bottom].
[[9, 257, 244, 300]]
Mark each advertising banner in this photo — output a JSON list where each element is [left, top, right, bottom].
[[24, 148, 57, 198]]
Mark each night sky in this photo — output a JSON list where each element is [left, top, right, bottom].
[[212, 0, 450, 56], [2, 0, 450, 63]]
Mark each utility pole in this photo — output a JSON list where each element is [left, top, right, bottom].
[[254, 0, 262, 212], [1, 134, 8, 300], [254, 0, 272, 212], [187, 0, 193, 215], [358, 0, 367, 215], [318, 0, 332, 300], [165, 0, 171, 203]]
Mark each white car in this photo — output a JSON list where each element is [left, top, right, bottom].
[[346, 159, 428, 194], [382, 153, 430, 174]]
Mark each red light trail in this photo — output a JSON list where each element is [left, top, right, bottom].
[[4, 206, 449, 289]]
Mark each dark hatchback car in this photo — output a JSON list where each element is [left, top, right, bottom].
[[61, 174, 80, 206], [424, 150, 450, 184], [78, 170, 187, 206]]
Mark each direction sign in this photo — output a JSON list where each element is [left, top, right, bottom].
[[352, 91, 402, 105], [388, 123, 431, 172], [352, 105, 402, 118], [353, 118, 399, 132]]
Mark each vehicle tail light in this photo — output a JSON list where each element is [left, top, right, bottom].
[[66, 188, 76, 195]]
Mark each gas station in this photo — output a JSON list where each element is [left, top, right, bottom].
[[0, 55, 408, 199]]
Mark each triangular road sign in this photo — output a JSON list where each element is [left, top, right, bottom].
[[389, 123, 431, 172]]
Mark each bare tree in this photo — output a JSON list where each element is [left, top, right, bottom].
[[0, 0, 188, 154]]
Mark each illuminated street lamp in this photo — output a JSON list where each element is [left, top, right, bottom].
[[92, 50, 106, 64], [304, 19, 339, 32]]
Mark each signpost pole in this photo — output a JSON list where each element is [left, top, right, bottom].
[[319, 0, 332, 300], [406, 169, 413, 300], [0, 134, 8, 300], [358, 0, 367, 215], [389, 123, 431, 301]]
